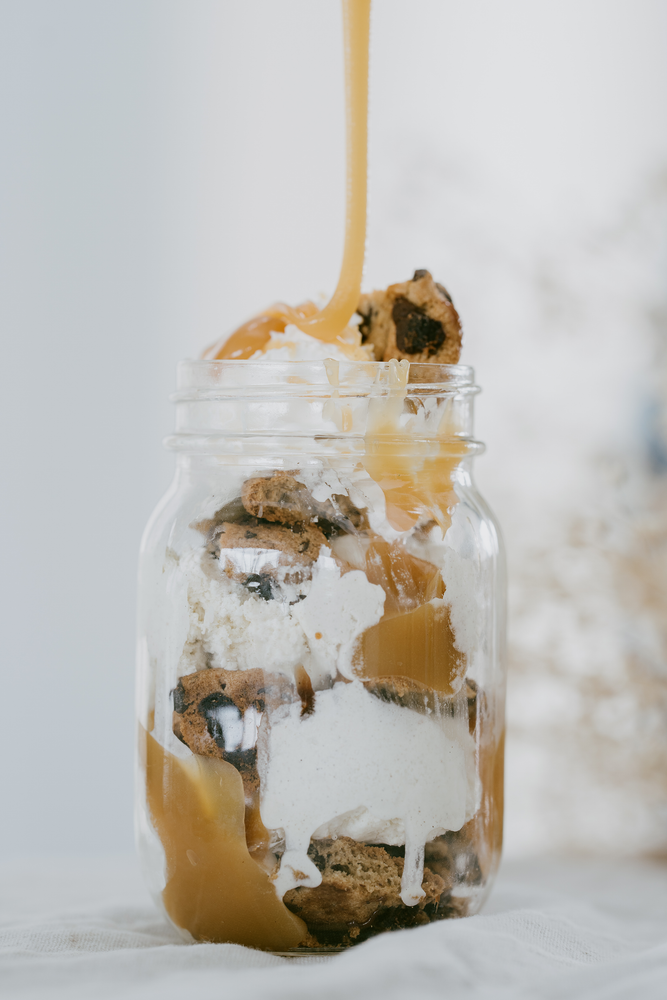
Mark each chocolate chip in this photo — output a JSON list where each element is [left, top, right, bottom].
[[298, 539, 310, 553], [199, 691, 234, 712], [391, 296, 445, 356], [199, 691, 236, 748], [412, 269, 429, 280], [172, 680, 191, 714], [244, 530, 257, 539], [224, 747, 258, 777], [313, 517, 337, 539], [381, 844, 406, 859], [206, 715, 224, 745], [357, 306, 373, 342], [243, 573, 274, 601]]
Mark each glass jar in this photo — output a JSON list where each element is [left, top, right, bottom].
[[136, 358, 506, 953]]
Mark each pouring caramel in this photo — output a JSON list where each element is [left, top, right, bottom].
[[204, 0, 370, 358], [202, 302, 319, 361]]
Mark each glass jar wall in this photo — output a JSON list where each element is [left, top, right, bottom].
[[136, 359, 506, 953]]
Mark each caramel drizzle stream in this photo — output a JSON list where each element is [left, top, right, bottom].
[[262, 0, 370, 343]]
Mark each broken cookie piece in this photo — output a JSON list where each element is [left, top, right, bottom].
[[363, 674, 480, 731], [357, 269, 462, 364], [425, 830, 482, 892], [283, 838, 445, 945], [173, 667, 320, 808], [195, 509, 331, 606], [216, 519, 328, 564], [173, 667, 291, 794], [194, 478, 369, 549], [363, 675, 438, 714], [242, 474, 315, 525], [242, 473, 369, 537]]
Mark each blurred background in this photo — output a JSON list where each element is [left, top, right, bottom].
[[1, 0, 666, 860]]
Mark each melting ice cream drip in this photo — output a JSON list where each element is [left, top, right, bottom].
[[260, 681, 476, 906]]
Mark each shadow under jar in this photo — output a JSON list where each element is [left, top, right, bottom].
[[136, 359, 506, 953]]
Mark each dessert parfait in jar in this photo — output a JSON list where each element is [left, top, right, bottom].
[[136, 269, 506, 952], [135, 0, 505, 953]]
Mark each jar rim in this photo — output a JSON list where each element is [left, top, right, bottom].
[[168, 359, 481, 455], [175, 359, 477, 395]]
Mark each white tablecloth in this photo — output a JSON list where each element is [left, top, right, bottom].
[[1, 856, 666, 999]]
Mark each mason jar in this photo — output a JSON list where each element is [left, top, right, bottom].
[[136, 358, 506, 953]]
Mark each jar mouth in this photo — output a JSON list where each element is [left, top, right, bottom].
[[168, 358, 481, 456], [173, 359, 477, 398]]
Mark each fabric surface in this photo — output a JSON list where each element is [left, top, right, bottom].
[[1, 856, 666, 999]]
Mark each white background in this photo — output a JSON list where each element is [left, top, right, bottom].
[[1, 0, 666, 858]]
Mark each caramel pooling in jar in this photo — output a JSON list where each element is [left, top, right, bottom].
[[140, 727, 307, 949]]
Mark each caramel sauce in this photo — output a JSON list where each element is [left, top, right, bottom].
[[489, 730, 505, 858], [369, 450, 465, 532], [244, 789, 273, 860], [258, 0, 370, 343], [364, 367, 468, 531], [346, 536, 463, 693], [140, 726, 307, 949], [460, 730, 505, 879], [363, 536, 444, 616], [203, 302, 318, 361], [357, 602, 463, 694]]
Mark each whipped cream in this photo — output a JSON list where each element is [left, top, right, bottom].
[[259, 680, 477, 906], [250, 324, 372, 363], [177, 546, 384, 688], [405, 501, 484, 661], [178, 549, 309, 678], [294, 553, 385, 686]]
